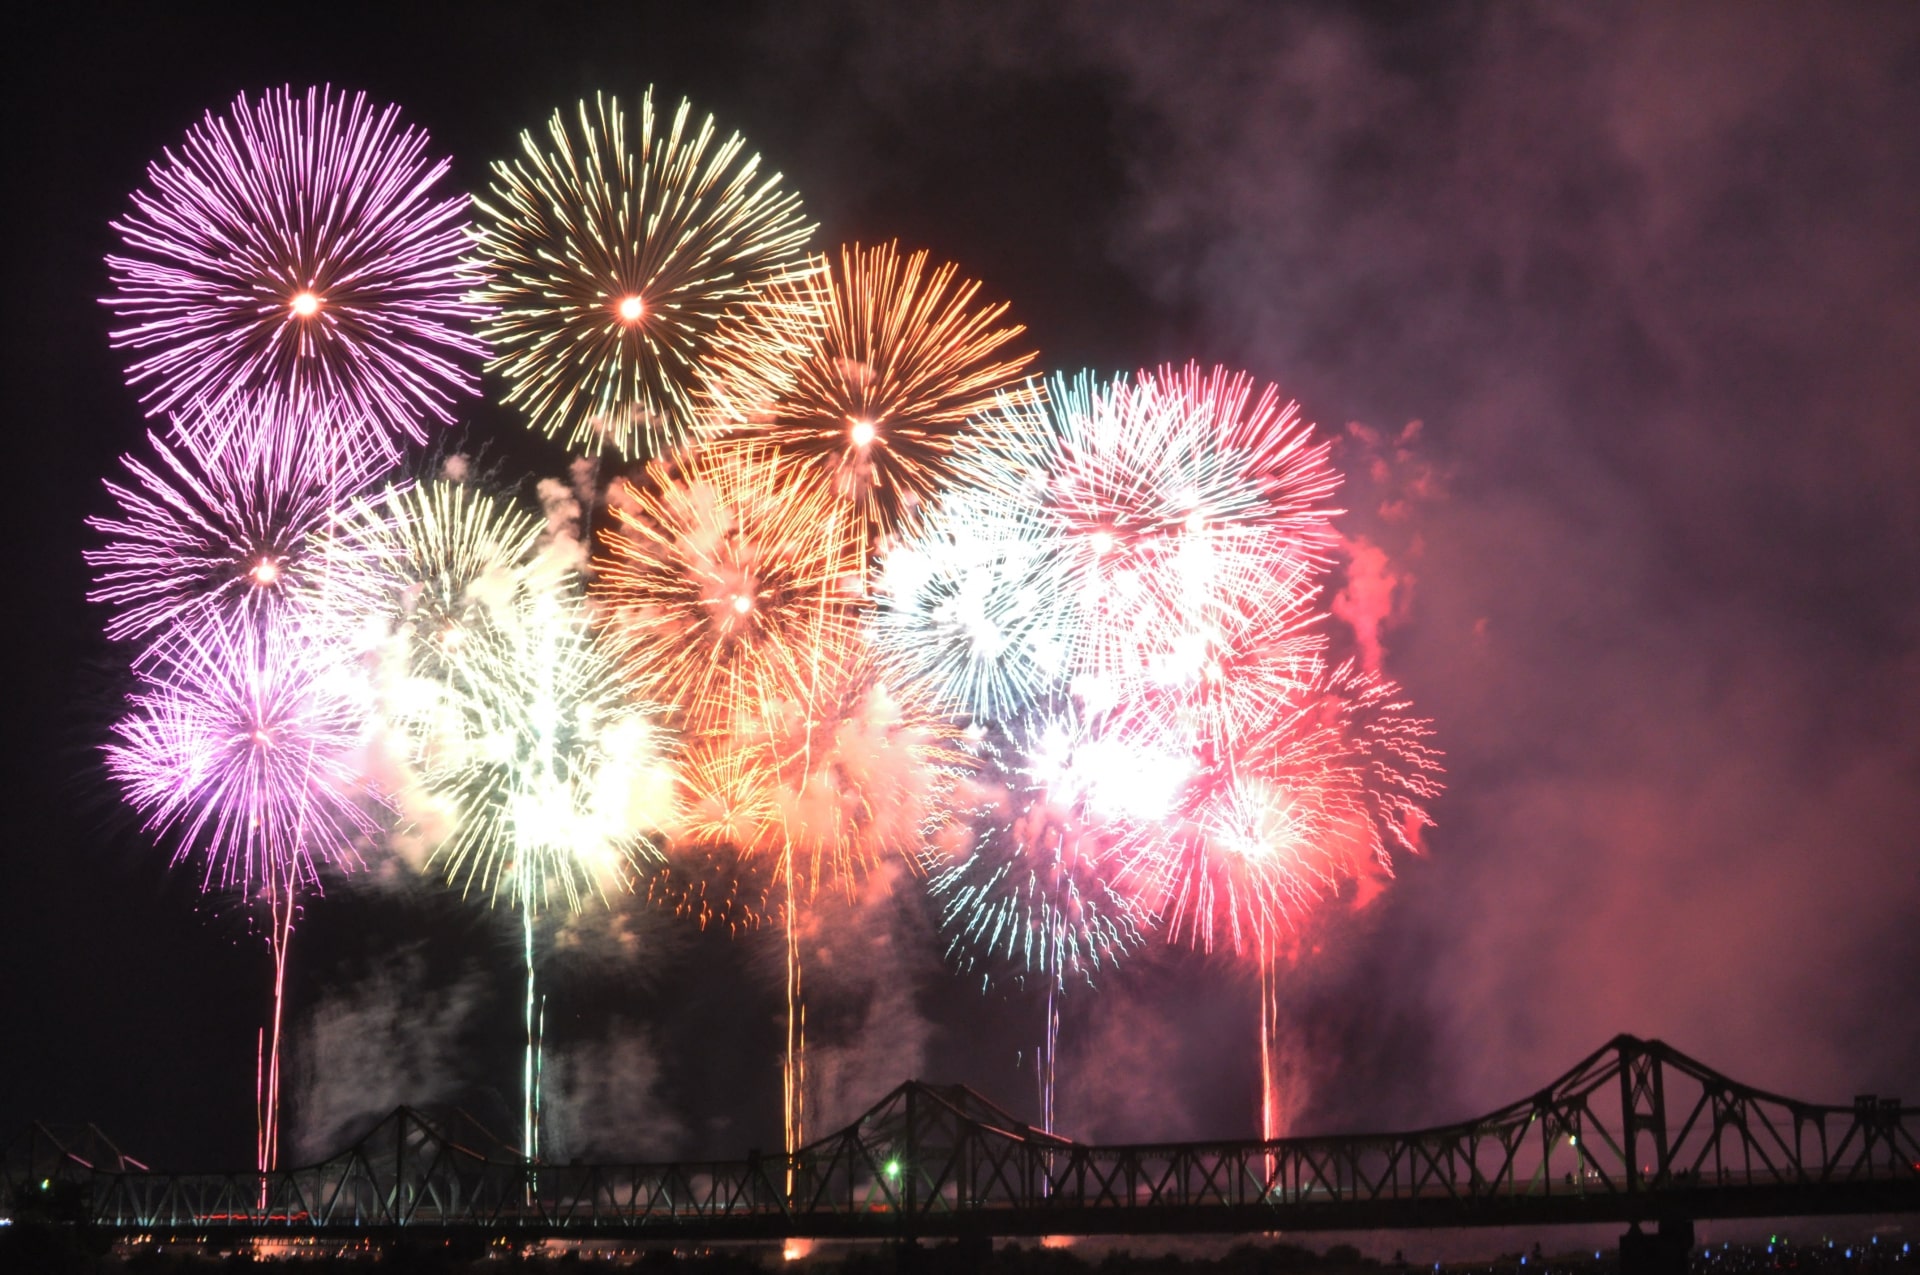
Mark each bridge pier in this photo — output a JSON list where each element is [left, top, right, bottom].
[[1619, 1218, 1694, 1275]]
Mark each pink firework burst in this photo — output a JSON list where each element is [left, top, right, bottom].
[[105, 617, 381, 897], [86, 395, 393, 658], [104, 85, 485, 442], [1121, 657, 1444, 959], [961, 364, 1343, 710], [106, 613, 385, 1174]]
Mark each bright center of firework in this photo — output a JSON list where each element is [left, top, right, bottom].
[[248, 559, 281, 586], [289, 291, 322, 318], [616, 295, 645, 324], [731, 594, 754, 615], [850, 419, 878, 447], [251, 730, 272, 747], [1088, 530, 1116, 557]]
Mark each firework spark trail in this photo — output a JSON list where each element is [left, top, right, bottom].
[[104, 615, 384, 1169], [87, 396, 393, 661], [104, 85, 484, 442], [702, 241, 1037, 547], [595, 446, 863, 734], [473, 91, 817, 459], [348, 478, 675, 1162], [1315, 658, 1447, 862]]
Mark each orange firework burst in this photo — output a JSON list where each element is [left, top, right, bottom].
[[650, 643, 966, 1158], [677, 647, 967, 901], [641, 740, 777, 935], [594, 444, 861, 733], [703, 241, 1037, 544]]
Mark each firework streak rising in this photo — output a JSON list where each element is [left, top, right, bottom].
[[104, 615, 385, 1170], [92, 81, 1444, 1167]]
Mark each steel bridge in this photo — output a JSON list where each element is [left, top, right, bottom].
[[6, 1035, 1916, 1244]]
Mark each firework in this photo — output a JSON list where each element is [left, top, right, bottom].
[[1106, 656, 1437, 958], [1124, 577, 1329, 756], [595, 445, 862, 731], [407, 585, 673, 912], [1141, 711, 1366, 959], [736, 649, 965, 898], [104, 85, 484, 441], [703, 242, 1037, 543], [106, 618, 378, 895], [105, 614, 382, 1169], [87, 396, 392, 658], [928, 705, 1159, 1136], [311, 477, 674, 906], [664, 644, 964, 1155], [1317, 658, 1446, 863], [352, 480, 673, 1162], [299, 476, 544, 675], [664, 647, 965, 901], [473, 91, 816, 458], [867, 490, 1073, 725], [931, 711, 1147, 994], [960, 365, 1341, 707], [1108, 652, 1443, 1138]]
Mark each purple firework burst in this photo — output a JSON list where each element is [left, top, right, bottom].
[[86, 395, 394, 658], [104, 85, 486, 442], [105, 617, 382, 897]]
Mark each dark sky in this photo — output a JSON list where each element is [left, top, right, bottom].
[[4, 1, 1918, 1172]]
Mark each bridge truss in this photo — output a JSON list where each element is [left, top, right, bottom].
[[7, 1035, 1916, 1241]]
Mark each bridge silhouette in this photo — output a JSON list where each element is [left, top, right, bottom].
[[7, 1035, 1916, 1250]]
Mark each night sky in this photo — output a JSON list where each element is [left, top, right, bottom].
[[5, 2, 1918, 1173]]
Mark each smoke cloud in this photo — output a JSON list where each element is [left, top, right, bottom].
[[777, 0, 1920, 1128], [541, 1018, 686, 1161], [792, 864, 938, 1137], [1330, 534, 1405, 673], [289, 946, 486, 1160]]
